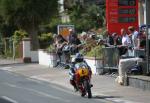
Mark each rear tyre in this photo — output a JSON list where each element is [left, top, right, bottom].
[[84, 80, 92, 98]]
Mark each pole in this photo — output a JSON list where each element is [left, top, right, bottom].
[[13, 41, 15, 60], [145, 0, 150, 74]]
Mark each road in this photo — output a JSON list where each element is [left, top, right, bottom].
[[0, 68, 110, 103]]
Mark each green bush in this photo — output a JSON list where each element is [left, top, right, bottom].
[[46, 44, 56, 53], [39, 33, 54, 49], [12, 29, 28, 45], [86, 45, 103, 59]]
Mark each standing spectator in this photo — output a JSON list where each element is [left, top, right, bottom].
[[112, 32, 122, 46], [138, 30, 146, 49], [117, 28, 131, 56], [121, 28, 131, 46], [128, 26, 139, 49], [68, 29, 81, 54], [106, 32, 114, 45], [55, 34, 67, 65]]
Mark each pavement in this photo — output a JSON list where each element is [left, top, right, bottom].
[[0, 58, 22, 65], [0, 63, 150, 103]]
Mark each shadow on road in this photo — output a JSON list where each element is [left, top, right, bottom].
[[92, 95, 121, 99]]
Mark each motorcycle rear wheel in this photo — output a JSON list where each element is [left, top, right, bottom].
[[83, 80, 92, 98]]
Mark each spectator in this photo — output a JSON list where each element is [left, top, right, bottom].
[[80, 32, 87, 45], [138, 30, 146, 49], [117, 28, 131, 56], [121, 28, 131, 46], [112, 32, 122, 46], [106, 32, 114, 45], [128, 26, 139, 49], [55, 34, 67, 65], [68, 29, 81, 45], [68, 30, 81, 54]]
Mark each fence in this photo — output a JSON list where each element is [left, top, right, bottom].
[[102, 47, 119, 71], [0, 37, 22, 59], [102, 47, 147, 73]]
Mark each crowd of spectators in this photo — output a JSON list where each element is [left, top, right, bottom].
[[53, 26, 147, 67], [98, 26, 146, 57]]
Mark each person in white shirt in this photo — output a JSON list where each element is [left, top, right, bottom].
[[121, 28, 131, 46], [128, 26, 139, 49]]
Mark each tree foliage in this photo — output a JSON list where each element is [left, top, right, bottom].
[[67, 4, 105, 32], [12, 29, 28, 46], [0, 0, 58, 50]]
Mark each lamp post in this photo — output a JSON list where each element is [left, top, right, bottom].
[[145, 0, 150, 75]]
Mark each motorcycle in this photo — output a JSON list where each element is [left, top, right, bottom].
[[74, 62, 92, 98]]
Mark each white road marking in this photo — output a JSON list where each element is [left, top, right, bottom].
[[3, 82, 18, 88], [26, 78, 43, 84], [1, 96, 18, 103], [30, 76, 50, 82], [107, 98, 140, 103], [4, 83, 70, 103], [0, 67, 12, 71]]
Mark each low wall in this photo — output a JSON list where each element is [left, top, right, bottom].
[[84, 57, 103, 75], [128, 76, 150, 91], [38, 50, 57, 67], [31, 51, 39, 62], [23, 38, 39, 63]]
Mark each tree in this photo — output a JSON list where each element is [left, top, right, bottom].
[[67, 3, 105, 32], [0, 0, 58, 50]]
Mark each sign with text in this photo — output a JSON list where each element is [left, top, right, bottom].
[[57, 25, 74, 40], [106, 0, 139, 35]]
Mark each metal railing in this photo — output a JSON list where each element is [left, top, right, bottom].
[[102, 47, 147, 73], [102, 47, 119, 70]]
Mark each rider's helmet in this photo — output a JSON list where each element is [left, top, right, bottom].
[[75, 53, 84, 62]]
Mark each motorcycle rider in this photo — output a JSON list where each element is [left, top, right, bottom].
[[69, 53, 92, 92]]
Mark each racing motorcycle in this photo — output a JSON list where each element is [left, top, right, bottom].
[[74, 62, 92, 98]]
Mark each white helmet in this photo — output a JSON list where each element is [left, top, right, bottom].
[[75, 53, 84, 62]]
